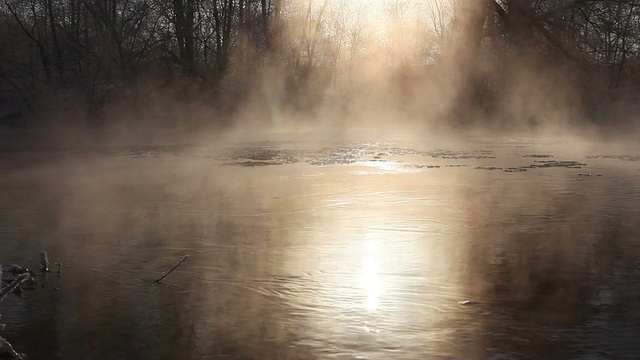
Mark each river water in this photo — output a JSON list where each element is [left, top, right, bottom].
[[1, 132, 639, 359]]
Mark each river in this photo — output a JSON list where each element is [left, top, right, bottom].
[[1, 131, 639, 359]]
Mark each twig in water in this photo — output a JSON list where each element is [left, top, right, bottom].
[[0, 270, 29, 359], [0, 273, 30, 302], [154, 255, 189, 284], [0, 336, 25, 360]]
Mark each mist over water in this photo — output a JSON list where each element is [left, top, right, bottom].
[[0, 133, 639, 359], [2, 1, 640, 359], [3, 0, 640, 144]]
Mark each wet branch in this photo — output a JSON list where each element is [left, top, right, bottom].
[[0, 273, 30, 302], [154, 255, 189, 284]]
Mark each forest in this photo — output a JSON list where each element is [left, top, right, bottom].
[[1, 0, 640, 138]]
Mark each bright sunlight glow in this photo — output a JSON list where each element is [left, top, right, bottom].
[[361, 233, 382, 311]]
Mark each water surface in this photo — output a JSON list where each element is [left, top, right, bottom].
[[1, 134, 639, 359]]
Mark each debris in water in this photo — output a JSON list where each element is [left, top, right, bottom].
[[0, 265, 24, 359], [503, 167, 528, 173], [0, 273, 30, 301], [586, 155, 639, 161], [0, 337, 25, 360], [529, 160, 586, 169], [154, 255, 190, 284], [9, 265, 32, 276], [475, 166, 502, 171], [40, 251, 49, 272]]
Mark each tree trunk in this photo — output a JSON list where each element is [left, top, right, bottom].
[[45, 0, 63, 76], [173, 0, 196, 74], [261, 0, 269, 46], [184, 0, 196, 72]]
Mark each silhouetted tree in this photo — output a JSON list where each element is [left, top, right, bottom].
[[1, 0, 640, 128]]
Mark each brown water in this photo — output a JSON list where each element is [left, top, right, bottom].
[[1, 134, 639, 359]]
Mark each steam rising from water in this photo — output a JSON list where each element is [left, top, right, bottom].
[[1, 1, 640, 358], [3, 0, 636, 147], [1, 134, 639, 358], [219, 0, 592, 138]]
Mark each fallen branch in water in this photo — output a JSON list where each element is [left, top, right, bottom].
[[0, 273, 30, 302], [0, 337, 24, 360], [0, 256, 48, 360], [154, 255, 189, 284], [0, 274, 29, 359]]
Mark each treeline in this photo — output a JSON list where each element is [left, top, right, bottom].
[[451, 0, 640, 127], [1, 0, 640, 131]]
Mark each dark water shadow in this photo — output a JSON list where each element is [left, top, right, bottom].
[[457, 170, 640, 358]]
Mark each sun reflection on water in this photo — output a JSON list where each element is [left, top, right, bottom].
[[355, 160, 420, 174], [271, 170, 468, 354], [361, 233, 382, 311]]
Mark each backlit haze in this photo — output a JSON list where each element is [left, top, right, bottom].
[[1, 1, 639, 359]]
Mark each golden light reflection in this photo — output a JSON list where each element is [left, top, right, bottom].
[[360, 233, 382, 311], [355, 160, 420, 175], [270, 168, 466, 350]]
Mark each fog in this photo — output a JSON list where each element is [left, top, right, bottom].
[[1, 0, 639, 147], [1, 1, 640, 359], [2, 133, 639, 359]]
